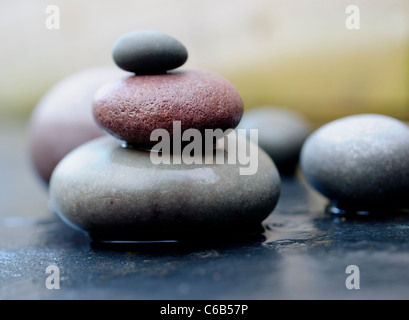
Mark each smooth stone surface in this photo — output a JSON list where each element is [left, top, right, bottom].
[[28, 66, 128, 184], [93, 69, 243, 146], [49, 136, 281, 241], [237, 106, 311, 173], [300, 114, 409, 209], [112, 30, 188, 74]]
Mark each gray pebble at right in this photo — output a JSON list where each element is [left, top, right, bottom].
[[300, 114, 409, 209]]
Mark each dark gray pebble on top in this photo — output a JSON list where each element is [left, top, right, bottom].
[[112, 30, 188, 74]]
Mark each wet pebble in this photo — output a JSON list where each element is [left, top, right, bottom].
[[49, 136, 281, 241], [300, 114, 409, 211]]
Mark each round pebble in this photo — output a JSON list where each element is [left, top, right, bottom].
[[237, 106, 311, 173], [28, 66, 128, 184], [300, 114, 409, 210], [49, 136, 281, 241], [93, 69, 243, 147], [112, 30, 188, 74]]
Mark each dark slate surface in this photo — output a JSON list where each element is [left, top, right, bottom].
[[1, 119, 409, 300]]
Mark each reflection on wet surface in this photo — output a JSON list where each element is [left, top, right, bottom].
[[2, 122, 409, 299]]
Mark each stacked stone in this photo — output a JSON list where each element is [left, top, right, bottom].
[[49, 31, 281, 241]]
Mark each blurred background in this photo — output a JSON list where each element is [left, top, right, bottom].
[[0, 0, 408, 125]]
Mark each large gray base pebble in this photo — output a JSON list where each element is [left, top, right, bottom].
[[49, 136, 281, 241]]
